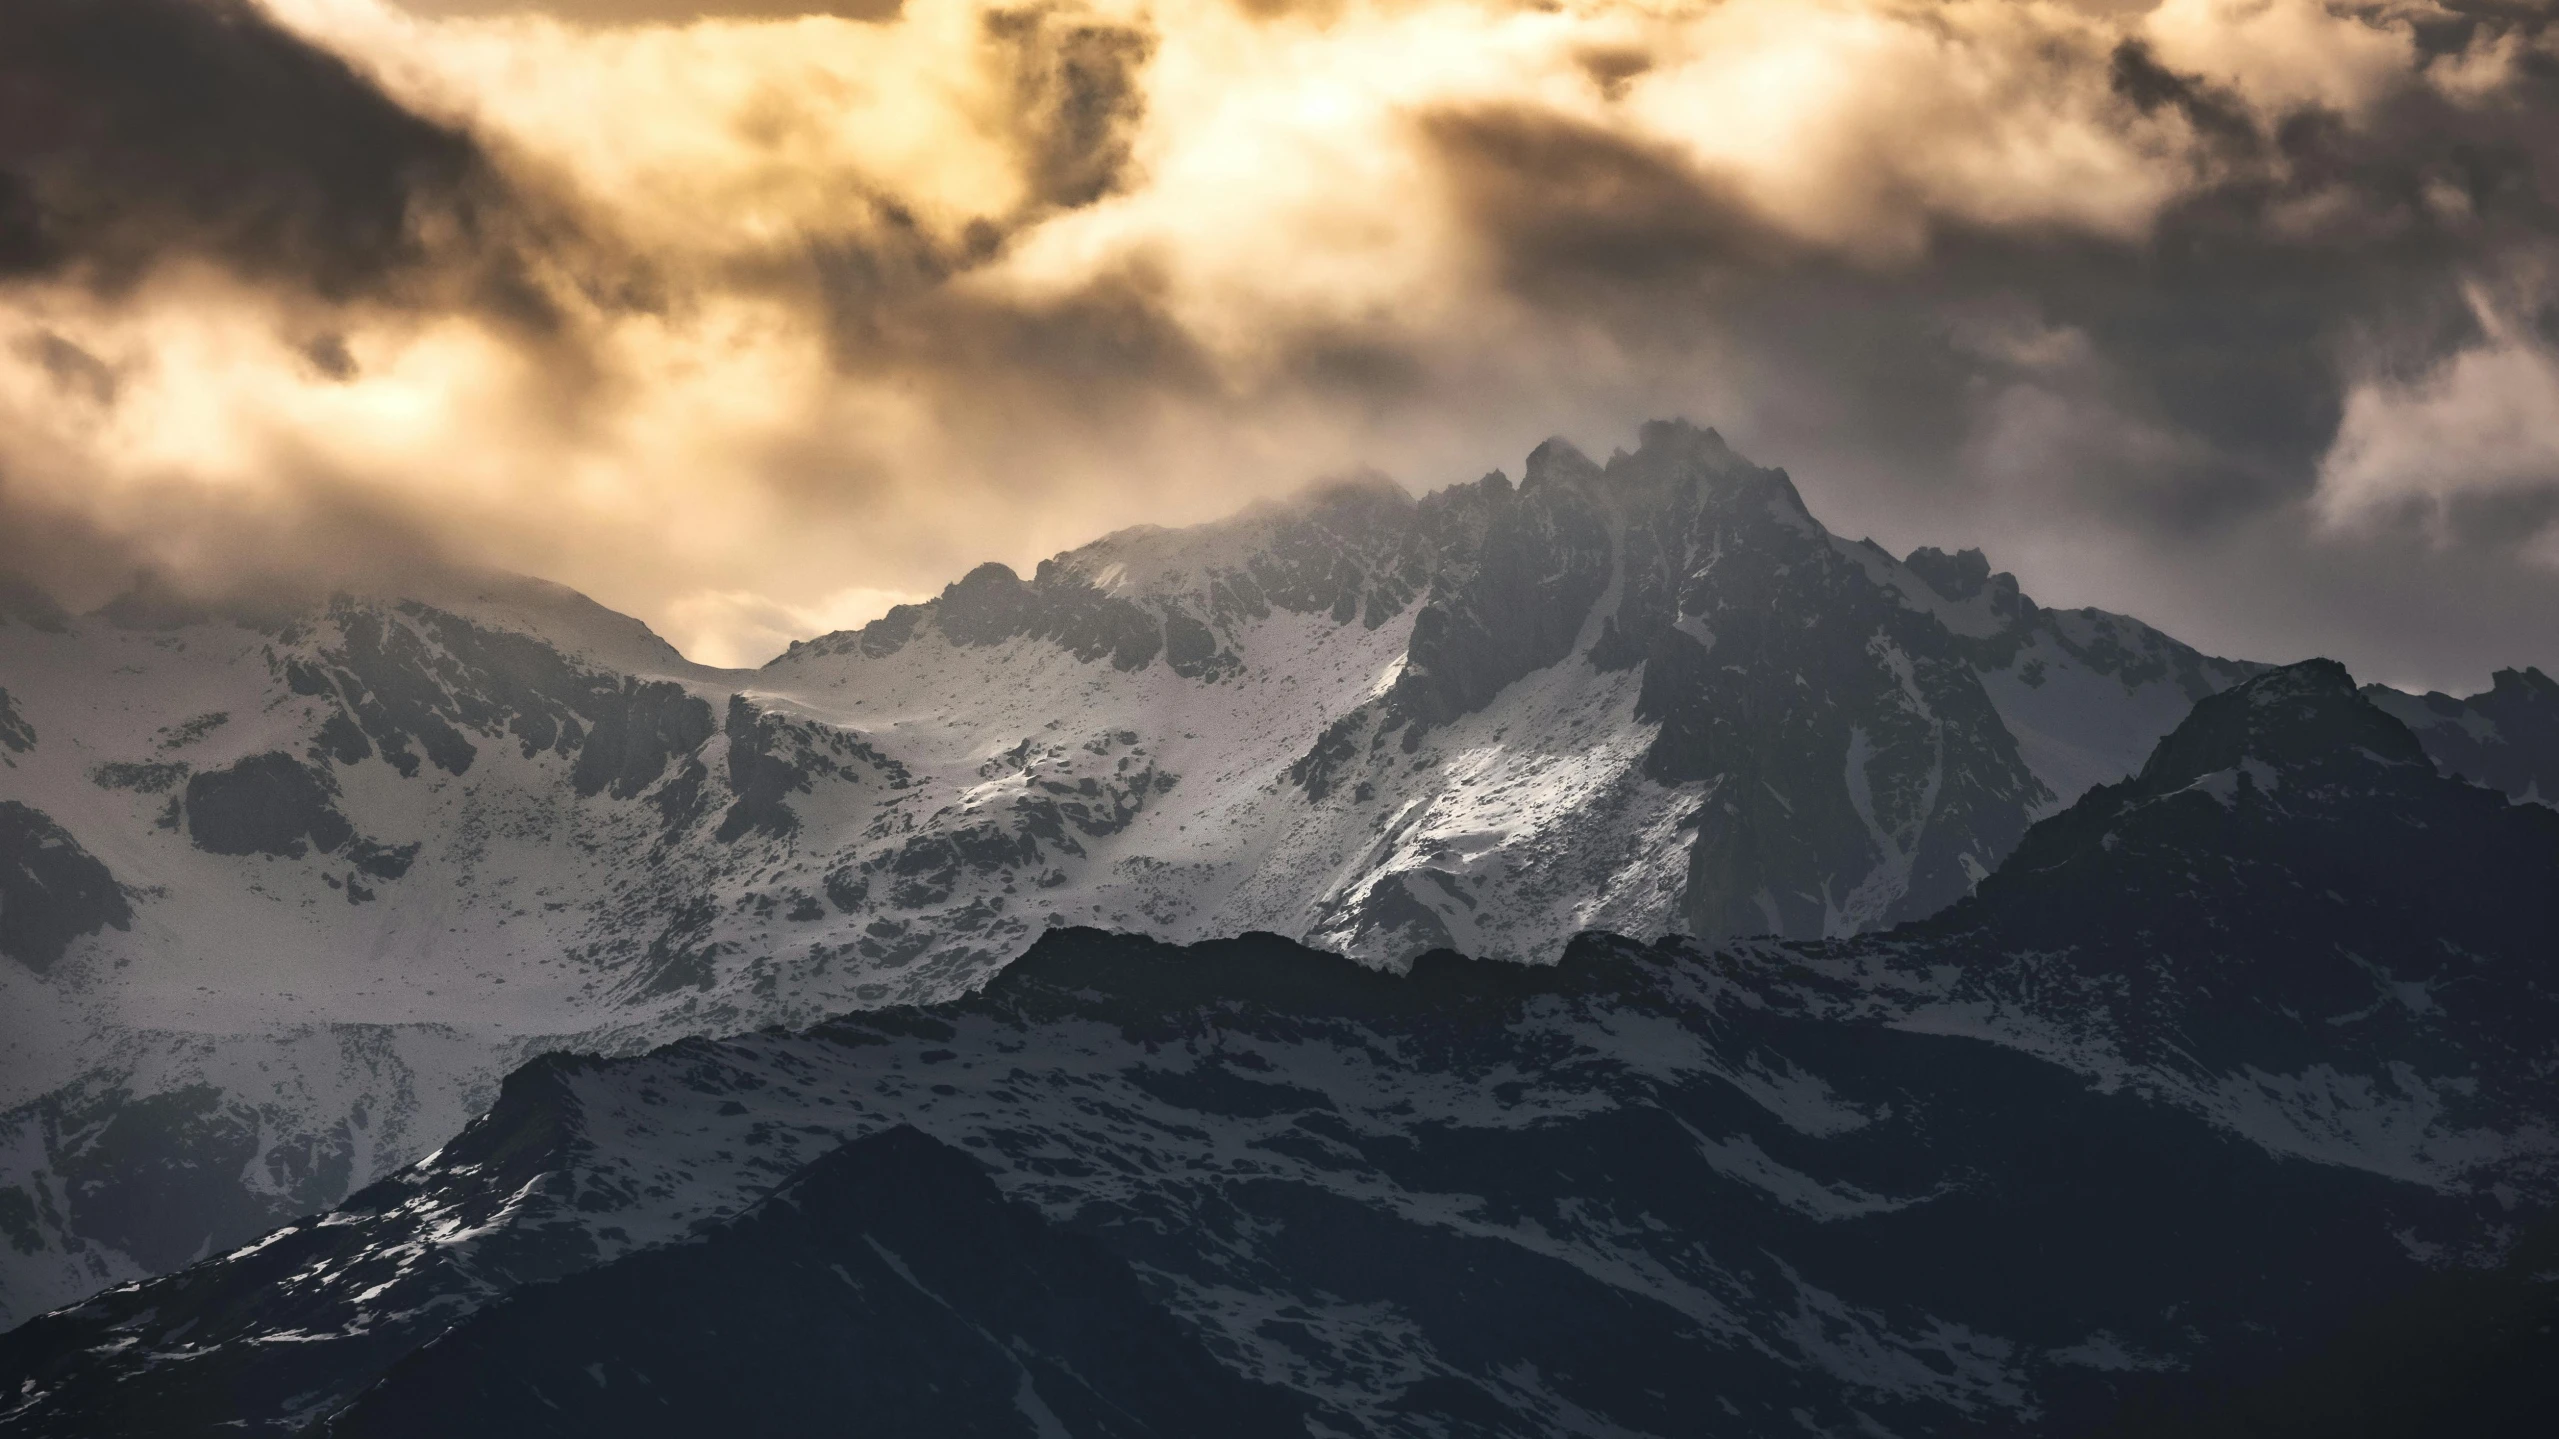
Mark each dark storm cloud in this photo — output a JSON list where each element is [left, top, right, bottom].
[[1416, 16, 2559, 531], [0, 0, 576, 320], [1384, 11, 2559, 687], [984, 5, 1154, 211]]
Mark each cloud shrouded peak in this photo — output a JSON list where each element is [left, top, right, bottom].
[[0, 0, 2551, 681]]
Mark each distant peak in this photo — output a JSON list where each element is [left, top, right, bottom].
[[952, 560, 1026, 589], [1904, 546, 1994, 602], [2240, 657, 2359, 705], [2135, 658, 2424, 791], [2489, 665, 2558, 699], [1631, 416, 1737, 467], [1522, 436, 1602, 491]]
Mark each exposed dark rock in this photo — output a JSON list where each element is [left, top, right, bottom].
[[344, 839, 419, 881], [0, 802, 131, 971], [184, 752, 354, 859], [716, 695, 809, 842], [566, 677, 713, 799], [1903, 544, 1996, 601], [312, 711, 370, 765], [88, 760, 187, 793], [1285, 711, 1366, 802], [1312, 870, 1457, 956], [0, 686, 31, 754], [155, 712, 230, 749], [628, 902, 723, 998], [1233, 473, 1432, 628], [854, 602, 923, 657], [1383, 444, 1612, 736], [293, 602, 713, 790], [933, 562, 1042, 646], [314, 1127, 1306, 1439], [0, 1188, 39, 1255], [650, 755, 712, 836], [1159, 605, 1234, 679], [870, 823, 1043, 908], [822, 866, 870, 912]]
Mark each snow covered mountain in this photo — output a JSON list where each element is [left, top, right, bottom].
[[2364, 665, 2559, 807], [0, 419, 2301, 1325], [6, 663, 2552, 1437]]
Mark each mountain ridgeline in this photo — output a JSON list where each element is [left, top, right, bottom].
[[2, 662, 2554, 1436], [0, 420, 2553, 1359]]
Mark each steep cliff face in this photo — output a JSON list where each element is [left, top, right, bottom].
[[0, 803, 128, 972], [0, 421, 2264, 1325]]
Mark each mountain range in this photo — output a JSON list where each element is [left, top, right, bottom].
[[3, 658, 2553, 1435], [1, 419, 2554, 1372]]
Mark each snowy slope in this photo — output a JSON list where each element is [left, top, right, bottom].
[[0, 420, 2266, 1325]]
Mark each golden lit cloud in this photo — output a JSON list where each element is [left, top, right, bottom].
[[0, 0, 2554, 683]]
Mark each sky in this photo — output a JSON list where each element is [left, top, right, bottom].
[[0, 0, 2555, 686]]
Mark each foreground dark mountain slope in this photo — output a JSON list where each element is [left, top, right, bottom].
[[1898, 658, 2559, 1188], [320, 1124, 1303, 1439], [5, 661, 2551, 1437], [2096, 1200, 2559, 1439], [0, 420, 2272, 1324]]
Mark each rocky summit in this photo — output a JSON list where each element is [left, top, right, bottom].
[[4, 663, 2553, 1437], [0, 422, 2548, 1343]]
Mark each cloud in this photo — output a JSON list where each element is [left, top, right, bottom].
[[0, 0, 578, 316], [388, 0, 901, 21], [0, 0, 2551, 684], [2319, 281, 2559, 538]]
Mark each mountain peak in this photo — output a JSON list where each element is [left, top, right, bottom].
[[2135, 658, 2423, 792], [1904, 546, 1993, 601], [1521, 435, 1602, 490], [1624, 416, 1741, 474], [2489, 664, 2558, 703]]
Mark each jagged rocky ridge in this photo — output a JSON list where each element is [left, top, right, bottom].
[[4, 663, 2553, 1436], [2365, 665, 2559, 806], [0, 420, 2544, 1330]]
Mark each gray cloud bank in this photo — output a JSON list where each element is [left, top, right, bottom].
[[0, 0, 2554, 685]]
